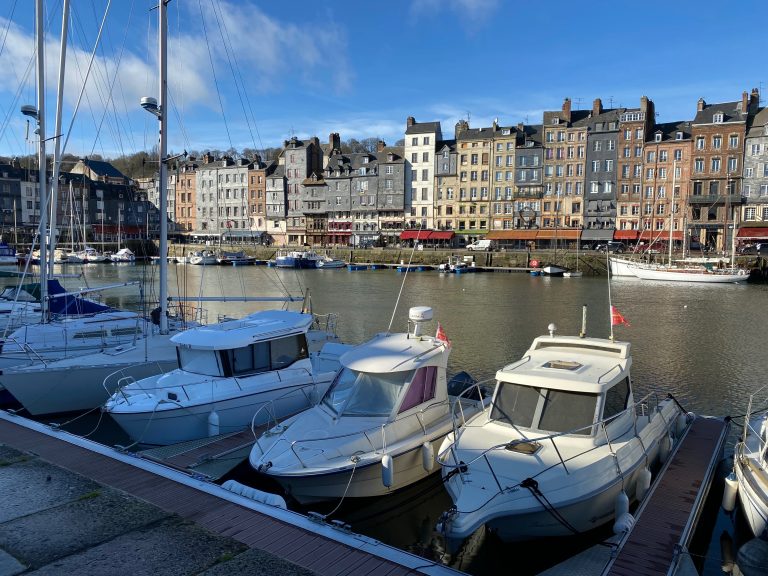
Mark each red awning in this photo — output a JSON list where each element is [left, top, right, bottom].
[[614, 230, 639, 240], [400, 230, 432, 240], [737, 227, 768, 239], [429, 231, 455, 240], [638, 230, 683, 241]]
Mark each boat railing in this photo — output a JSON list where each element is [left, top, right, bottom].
[[441, 391, 677, 496], [248, 386, 317, 440], [312, 313, 338, 336], [104, 361, 173, 403], [737, 384, 768, 459], [449, 376, 495, 442]]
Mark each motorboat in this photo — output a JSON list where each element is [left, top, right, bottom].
[[541, 264, 568, 277], [730, 385, 768, 538], [437, 321, 688, 543], [75, 246, 109, 263], [316, 256, 347, 269], [110, 248, 136, 263], [275, 250, 323, 269], [104, 309, 349, 446], [438, 255, 476, 274], [187, 250, 217, 265], [0, 242, 18, 266], [217, 251, 255, 266], [248, 307, 486, 504]]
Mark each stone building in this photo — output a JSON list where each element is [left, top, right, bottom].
[[740, 101, 768, 244], [404, 117, 442, 230], [454, 121, 493, 244]]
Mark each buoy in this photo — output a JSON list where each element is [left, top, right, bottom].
[[612, 512, 635, 535], [422, 441, 435, 472], [381, 454, 394, 487], [207, 409, 220, 437], [659, 434, 672, 463], [636, 468, 652, 501], [222, 480, 287, 509], [675, 412, 690, 437], [722, 471, 739, 512], [615, 490, 629, 519]]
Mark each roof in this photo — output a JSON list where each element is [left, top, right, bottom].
[[495, 334, 631, 394], [80, 159, 127, 180], [747, 107, 768, 137], [692, 100, 746, 125], [171, 310, 313, 350], [405, 121, 441, 135], [650, 120, 692, 142], [456, 126, 495, 141], [341, 331, 448, 373]]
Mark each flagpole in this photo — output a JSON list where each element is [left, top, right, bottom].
[[607, 250, 614, 341]]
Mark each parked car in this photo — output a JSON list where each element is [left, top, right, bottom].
[[466, 239, 494, 251], [595, 241, 626, 253], [689, 240, 709, 253], [738, 243, 768, 255]]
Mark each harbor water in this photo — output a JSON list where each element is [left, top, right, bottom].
[[26, 262, 768, 575]]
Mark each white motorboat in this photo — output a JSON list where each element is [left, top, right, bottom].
[[187, 250, 217, 265], [541, 264, 567, 277], [110, 248, 136, 263], [76, 246, 109, 263], [217, 251, 255, 266], [316, 256, 347, 269], [437, 322, 688, 543], [104, 309, 349, 446], [274, 250, 324, 269], [249, 306, 485, 504], [731, 385, 768, 539]]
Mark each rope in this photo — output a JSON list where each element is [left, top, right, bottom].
[[666, 392, 689, 415], [520, 477, 581, 536], [321, 456, 360, 520]]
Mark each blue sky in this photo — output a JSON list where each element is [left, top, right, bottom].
[[0, 0, 765, 160]]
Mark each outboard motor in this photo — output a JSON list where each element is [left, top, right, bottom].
[[150, 306, 162, 326]]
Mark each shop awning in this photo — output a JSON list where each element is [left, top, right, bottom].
[[429, 231, 455, 240], [638, 230, 682, 241], [614, 230, 639, 240], [400, 230, 432, 240], [581, 229, 614, 241], [535, 229, 580, 240], [487, 230, 539, 240], [737, 226, 768, 239]]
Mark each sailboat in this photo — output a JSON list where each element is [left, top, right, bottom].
[[541, 190, 568, 276], [110, 211, 135, 262], [563, 235, 583, 277]]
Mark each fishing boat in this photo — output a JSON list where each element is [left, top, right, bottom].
[[104, 309, 349, 446], [217, 250, 255, 266], [729, 384, 768, 538], [187, 250, 217, 265], [274, 250, 323, 269], [249, 306, 486, 504], [437, 318, 688, 543]]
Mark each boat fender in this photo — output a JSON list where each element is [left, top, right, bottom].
[[422, 442, 435, 472], [675, 412, 691, 438], [659, 434, 672, 464], [615, 490, 629, 520], [721, 471, 739, 513], [222, 480, 287, 509], [381, 454, 394, 488], [612, 512, 635, 535], [207, 409, 220, 437], [636, 468, 652, 501]]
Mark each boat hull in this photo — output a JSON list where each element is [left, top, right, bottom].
[[735, 455, 768, 538], [631, 266, 749, 283]]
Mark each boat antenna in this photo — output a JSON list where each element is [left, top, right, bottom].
[[580, 304, 587, 338], [386, 222, 423, 334], [606, 250, 615, 341]]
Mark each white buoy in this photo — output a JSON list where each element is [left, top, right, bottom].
[[381, 454, 394, 487], [222, 480, 287, 509], [207, 409, 220, 437], [612, 512, 635, 535], [722, 471, 739, 512], [422, 442, 435, 472], [659, 434, 672, 463], [615, 490, 629, 519], [636, 468, 652, 501]]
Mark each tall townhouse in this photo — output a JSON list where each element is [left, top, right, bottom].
[[584, 99, 621, 246], [324, 145, 353, 247], [195, 153, 220, 234], [488, 122, 517, 236], [174, 159, 197, 233], [689, 90, 757, 251], [741, 102, 768, 240], [542, 98, 591, 249], [434, 138, 457, 232], [265, 164, 287, 245], [0, 161, 29, 231], [641, 122, 693, 248], [455, 122, 492, 244], [375, 143, 406, 247], [509, 124, 544, 248], [404, 117, 441, 230], [302, 172, 328, 246], [246, 156, 269, 241], [283, 136, 322, 245]]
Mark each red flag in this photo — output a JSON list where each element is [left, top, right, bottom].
[[436, 322, 451, 347], [611, 306, 630, 327]]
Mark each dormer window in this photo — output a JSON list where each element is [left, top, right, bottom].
[[654, 133, 662, 142], [359, 167, 367, 176], [676, 131, 683, 140], [363, 157, 369, 164], [713, 113, 724, 123], [552, 118, 560, 125], [502, 128, 511, 135]]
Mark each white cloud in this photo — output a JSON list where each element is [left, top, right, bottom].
[[410, 0, 500, 30]]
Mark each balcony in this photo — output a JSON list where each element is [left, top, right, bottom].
[[515, 191, 543, 199], [687, 193, 743, 205]]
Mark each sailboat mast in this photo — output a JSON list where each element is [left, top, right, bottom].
[[157, 0, 169, 334], [35, 0, 49, 320], [668, 161, 676, 265]]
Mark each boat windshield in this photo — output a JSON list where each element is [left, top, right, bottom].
[[177, 347, 223, 377], [322, 367, 415, 417], [491, 382, 597, 435]]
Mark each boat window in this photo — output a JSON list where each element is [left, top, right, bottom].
[[490, 382, 540, 428], [603, 377, 631, 422], [399, 366, 438, 413], [322, 367, 414, 417], [225, 336, 304, 376], [177, 347, 223, 376], [270, 334, 308, 369], [538, 389, 597, 435], [323, 367, 357, 414]]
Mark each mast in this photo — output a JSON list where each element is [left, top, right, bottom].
[[158, 1, 169, 334], [35, 0, 49, 320], [48, 0, 70, 277], [668, 160, 676, 265]]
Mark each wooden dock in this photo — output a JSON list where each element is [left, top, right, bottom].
[[0, 411, 463, 576], [604, 416, 729, 576]]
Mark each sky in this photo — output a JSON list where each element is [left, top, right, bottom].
[[0, 0, 766, 161]]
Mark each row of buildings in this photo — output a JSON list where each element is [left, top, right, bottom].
[[2, 88, 768, 251]]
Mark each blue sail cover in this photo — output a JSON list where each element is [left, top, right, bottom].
[[46, 280, 114, 316]]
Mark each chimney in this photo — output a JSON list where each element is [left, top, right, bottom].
[[592, 98, 603, 116], [697, 98, 706, 112], [377, 140, 386, 153], [640, 96, 649, 112], [562, 98, 572, 122], [311, 136, 320, 148], [329, 132, 340, 152], [203, 152, 213, 164], [516, 122, 524, 133], [751, 88, 760, 111], [406, 116, 416, 129], [741, 91, 749, 113]]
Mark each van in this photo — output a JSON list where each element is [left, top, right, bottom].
[[466, 239, 493, 251]]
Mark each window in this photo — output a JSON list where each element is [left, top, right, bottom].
[[713, 113, 724, 123], [727, 157, 738, 172], [603, 378, 630, 421], [399, 366, 437, 413], [422, 152, 429, 162], [696, 137, 705, 150], [323, 367, 410, 417], [593, 141, 602, 151], [711, 157, 721, 172], [423, 136, 430, 145], [411, 137, 418, 145], [712, 136, 722, 149], [592, 160, 600, 173]]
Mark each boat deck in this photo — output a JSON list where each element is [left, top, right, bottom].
[[0, 411, 461, 576], [604, 416, 729, 576]]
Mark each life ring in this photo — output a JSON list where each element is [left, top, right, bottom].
[[530, 259, 540, 268]]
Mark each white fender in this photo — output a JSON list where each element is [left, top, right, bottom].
[[222, 480, 287, 509], [675, 412, 691, 438], [722, 471, 739, 513], [615, 490, 629, 519], [613, 512, 635, 535], [422, 441, 435, 472], [636, 468, 652, 501], [381, 454, 394, 487], [659, 434, 672, 463], [207, 409, 220, 437]]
